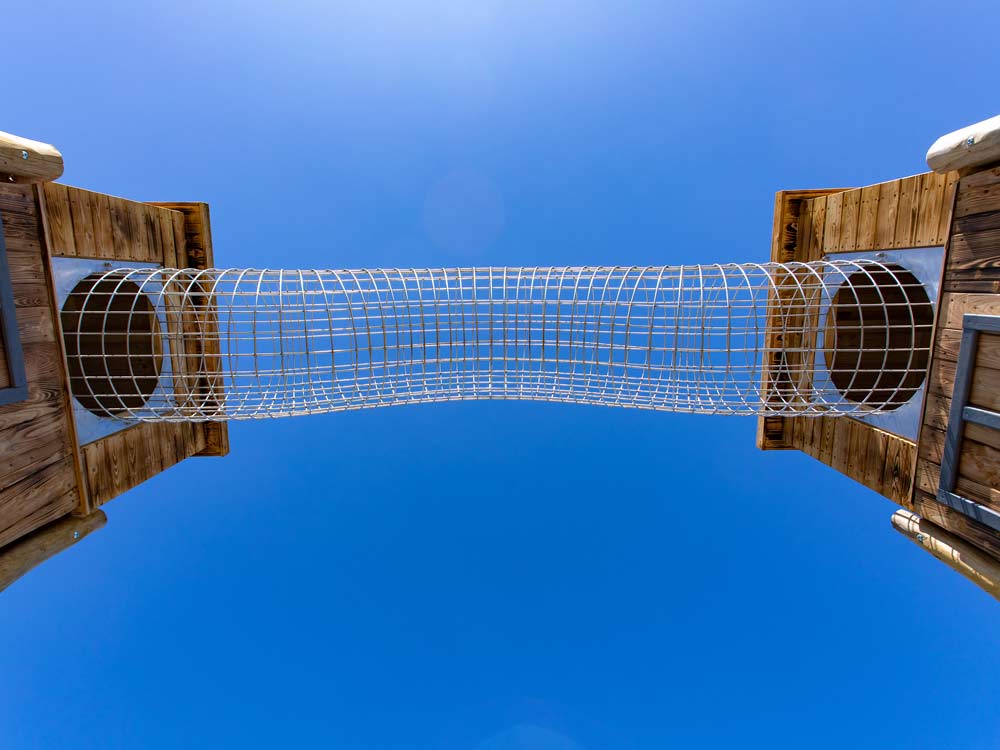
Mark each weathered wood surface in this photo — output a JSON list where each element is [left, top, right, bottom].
[[0, 131, 63, 184], [891, 509, 1000, 601], [757, 173, 957, 506], [148, 202, 230, 458], [40, 186, 230, 508], [927, 113, 1000, 175], [756, 188, 844, 450], [0, 184, 82, 548], [0, 510, 105, 593], [913, 165, 1000, 558], [42, 183, 175, 263]]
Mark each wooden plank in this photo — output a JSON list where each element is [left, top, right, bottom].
[[41, 183, 75, 256], [110, 195, 132, 260], [157, 210, 178, 268], [874, 179, 900, 248], [894, 175, 919, 248], [938, 172, 960, 245], [934, 329, 1000, 369], [914, 172, 945, 246], [855, 184, 881, 251], [837, 188, 861, 252], [91, 192, 115, 259], [67, 187, 98, 258], [936, 292, 1000, 330], [0, 455, 77, 549], [955, 167, 1000, 218], [823, 191, 843, 251], [947, 220, 1000, 274], [0, 510, 105, 592]]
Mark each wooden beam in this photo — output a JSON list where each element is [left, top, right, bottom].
[[891, 509, 1000, 601], [927, 114, 1000, 175], [0, 510, 105, 592], [0, 131, 64, 184]]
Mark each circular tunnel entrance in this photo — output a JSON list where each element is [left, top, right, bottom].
[[61, 273, 163, 418], [822, 263, 934, 411]]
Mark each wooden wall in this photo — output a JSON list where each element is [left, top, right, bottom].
[[41, 184, 229, 510], [0, 184, 82, 548], [913, 166, 1000, 558], [758, 172, 958, 505]]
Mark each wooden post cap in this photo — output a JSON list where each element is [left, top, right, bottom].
[[0, 130, 64, 183], [926, 114, 1000, 174]]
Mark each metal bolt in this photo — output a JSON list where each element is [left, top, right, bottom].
[[73, 531, 80, 539], [916, 533, 926, 542], [966, 136, 976, 146], [20, 150, 28, 160]]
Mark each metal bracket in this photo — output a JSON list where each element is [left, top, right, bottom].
[[0, 212, 28, 407], [937, 313, 1000, 531]]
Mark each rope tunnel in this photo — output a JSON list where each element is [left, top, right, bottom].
[[58, 262, 934, 422]]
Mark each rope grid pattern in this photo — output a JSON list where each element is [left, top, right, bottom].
[[60, 261, 934, 421]]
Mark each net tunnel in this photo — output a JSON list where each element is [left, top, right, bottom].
[[59, 261, 934, 422]]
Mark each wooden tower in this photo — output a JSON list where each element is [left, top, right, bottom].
[[758, 114, 1000, 598], [0, 132, 228, 590]]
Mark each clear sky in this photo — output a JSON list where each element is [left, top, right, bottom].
[[3, 2, 999, 748]]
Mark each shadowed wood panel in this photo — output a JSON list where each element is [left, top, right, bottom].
[[148, 202, 230, 459], [0, 184, 81, 549], [914, 165, 1000, 558]]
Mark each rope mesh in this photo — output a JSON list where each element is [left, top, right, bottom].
[[60, 261, 934, 421]]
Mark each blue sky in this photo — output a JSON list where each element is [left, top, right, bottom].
[[3, 2, 999, 748]]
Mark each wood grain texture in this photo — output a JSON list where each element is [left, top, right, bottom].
[[148, 202, 230, 458], [29, 186, 231, 510], [0, 185, 81, 549], [757, 173, 958, 506], [914, 164, 1000, 559], [756, 188, 845, 450], [891, 509, 1000, 601], [0, 510, 105, 593], [43, 184, 182, 263], [0, 131, 63, 184]]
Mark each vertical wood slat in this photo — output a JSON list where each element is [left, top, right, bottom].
[[91, 192, 114, 259], [40, 183, 76, 256], [839, 188, 861, 252], [823, 191, 843, 252], [874, 179, 900, 248], [855, 184, 881, 251], [67, 187, 96, 257], [894, 175, 919, 248]]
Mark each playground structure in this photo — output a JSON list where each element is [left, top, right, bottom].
[[0, 115, 998, 598], [61, 261, 933, 421]]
